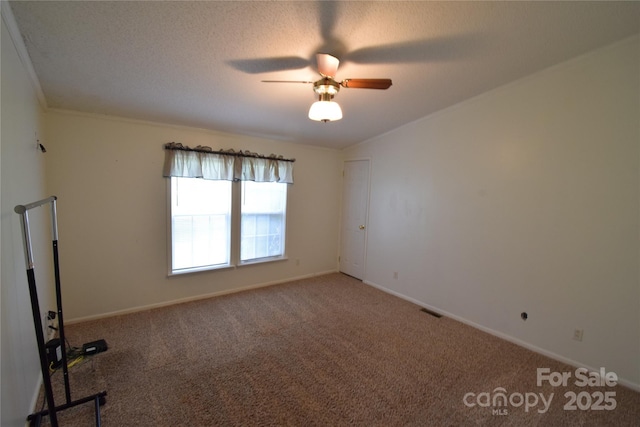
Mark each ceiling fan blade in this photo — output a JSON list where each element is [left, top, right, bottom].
[[316, 53, 340, 77], [228, 57, 309, 74], [347, 35, 481, 64], [261, 80, 314, 84], [340, 79, 392, 89]]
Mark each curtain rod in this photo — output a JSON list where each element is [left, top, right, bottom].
[[164, 142, 295, 162]]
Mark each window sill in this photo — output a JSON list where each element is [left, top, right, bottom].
[[238, 256, 288, 267], [168, 256, 288, 277], [168, 263, 234, 277]]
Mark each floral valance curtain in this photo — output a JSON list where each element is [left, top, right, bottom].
[[163, 142, 294, 184]]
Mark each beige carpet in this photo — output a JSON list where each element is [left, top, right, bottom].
[[37, 273, 640, 426]]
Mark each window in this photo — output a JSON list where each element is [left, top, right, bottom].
[[241, 181, 287, 262], [164, 144, 293, 275], [170, 177, 232, 273], [169, 177, 287, 274]]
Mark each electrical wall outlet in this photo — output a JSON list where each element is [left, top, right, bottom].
[[45, 311, 58, 340], [573, 329, 584, 342]]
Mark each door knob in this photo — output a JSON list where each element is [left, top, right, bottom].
[[359, 225, 365, 230]]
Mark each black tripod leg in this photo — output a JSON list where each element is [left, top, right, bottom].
[[52, 239, 72, 404], [26, 268, 58, 427], [95, 395, 102, 427]]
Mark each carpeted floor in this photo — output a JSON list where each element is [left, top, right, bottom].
[[36, 273, 640, 426]]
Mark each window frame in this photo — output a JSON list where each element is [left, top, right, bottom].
[[166, 178, 289, 276]]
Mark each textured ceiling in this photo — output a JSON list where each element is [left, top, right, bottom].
[[8, 1, 640, 149]]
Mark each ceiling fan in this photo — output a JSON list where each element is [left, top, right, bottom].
[[262, 53, 392, 123]]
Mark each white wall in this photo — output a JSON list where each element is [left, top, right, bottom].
[[344, 36, 640, 387], [44, 111, 342, 320], [1, 8, 53, 427]]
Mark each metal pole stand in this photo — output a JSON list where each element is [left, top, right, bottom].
[[15, 196, 107, 427]]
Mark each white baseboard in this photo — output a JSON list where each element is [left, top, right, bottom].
[[363, 279, 640, 393], [67, 270, 338, 324]]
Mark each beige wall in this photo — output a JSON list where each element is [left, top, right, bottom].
[[1, 10, 52, 426], [44, 111, 342, 320], [344, 36, 640, 387]]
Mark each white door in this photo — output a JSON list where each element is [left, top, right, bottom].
[[340, 160, 370, 280]]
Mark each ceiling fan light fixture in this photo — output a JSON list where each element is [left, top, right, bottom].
[[309, 93, 342, 123]]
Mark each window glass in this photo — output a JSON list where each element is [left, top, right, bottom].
[[240, 181, 287, 262]]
